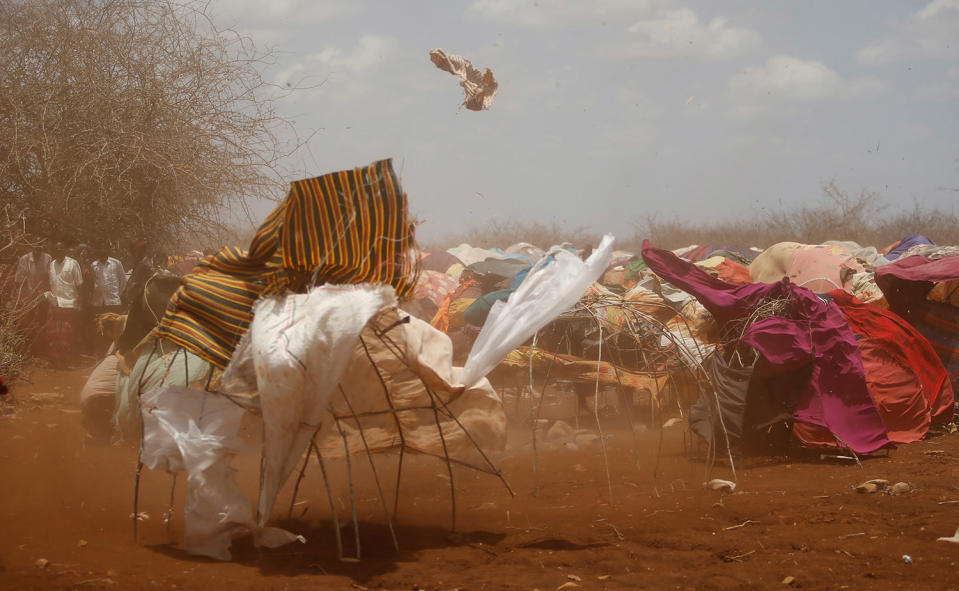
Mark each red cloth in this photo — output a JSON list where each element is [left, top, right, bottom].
[[714, 259, 752, 286], [46, 306, 81, 366], [831, 290, 954, 427]]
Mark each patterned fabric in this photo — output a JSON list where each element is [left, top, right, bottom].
[[157, 159, 419, 369], [413, 270, 458, 308]]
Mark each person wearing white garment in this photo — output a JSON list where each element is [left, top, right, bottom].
[[46, 241, 84, 368], [90, 243, 127, 355], [13, 239, 52, 353]]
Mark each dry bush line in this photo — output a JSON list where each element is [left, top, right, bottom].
[[0, 0, 318, 250]]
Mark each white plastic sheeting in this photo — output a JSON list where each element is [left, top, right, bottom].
[[459, 234, 615, 388], [140, 385, 300, 560], [322, 308, 506, 465], [244, 285, 396, 527], [446, 243, 505, 266]]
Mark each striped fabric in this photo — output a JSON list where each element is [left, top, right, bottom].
[[157, 159, 419, 369]]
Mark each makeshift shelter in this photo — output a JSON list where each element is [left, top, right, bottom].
[[643, 240, 891, 455], [129, 160, 501, 560], [127, 160, 617, 561], [831, 289, 954, 441], [876, 254, 959, 393]]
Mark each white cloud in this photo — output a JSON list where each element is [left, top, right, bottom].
[[211, 0, 359, 47], [601, 8, 761, 60], [309, 35, 399, 71], [213, 0, 356, 27], [728, 55, 886, 102], [856, 0, 959, 65], [466, 0, 662, 28]]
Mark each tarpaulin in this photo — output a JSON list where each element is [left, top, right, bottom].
[[140, 385, 300, 560], [882, 234, 933, 261], [459, 234, 614, 388], [831, 289, 954, 426], [320, 308, 506, 466], [233, 285, 395, 527]]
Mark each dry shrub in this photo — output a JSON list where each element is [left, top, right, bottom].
[[427, 219, 601, 252], [0, 207, 40, 380], [0, 0, 306, 252], [633, 180, 959, 251]]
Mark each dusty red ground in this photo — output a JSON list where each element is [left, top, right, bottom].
[[2, 364, 959, 591]]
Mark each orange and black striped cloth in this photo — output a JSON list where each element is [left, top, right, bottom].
[[156, 159, 419, 369]]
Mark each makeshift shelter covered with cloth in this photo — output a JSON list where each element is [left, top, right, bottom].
[[131, 159, 617, 562], [876, 254, 959, 393], [156, 158, 418, 369], [831, 290, 954, 442], [642, 240, 891, 455]]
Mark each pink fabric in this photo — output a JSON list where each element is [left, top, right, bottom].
[[787, 245, 863, 293], [413, 270, 458, 308]]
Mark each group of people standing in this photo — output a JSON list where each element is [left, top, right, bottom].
[[12, 239, 155, 368]]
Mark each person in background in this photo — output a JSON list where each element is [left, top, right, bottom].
[[14, 239, 52, 353], [90, 243, 127, 356], [75, 242, 96, 356], [46, 240, 83, 369], [123, 239, 153, 309]]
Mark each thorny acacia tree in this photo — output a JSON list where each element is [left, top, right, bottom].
[[0, 0, 302, 251]]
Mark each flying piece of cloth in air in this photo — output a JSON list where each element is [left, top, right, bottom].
[[429, 48, 498, 111]]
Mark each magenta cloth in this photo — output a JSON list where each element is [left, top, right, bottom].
[[875, 254, 959, 314], [642, 240, 890, 454]]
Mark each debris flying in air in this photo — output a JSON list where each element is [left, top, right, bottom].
[[429, 48, 498, 111]]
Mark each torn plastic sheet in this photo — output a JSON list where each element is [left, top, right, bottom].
[[243, 285, 396, 527], [459, 234, 614, 388], [140, 385, 302, 560]]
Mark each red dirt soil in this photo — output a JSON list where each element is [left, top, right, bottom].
[[2, 364, 959, 591]]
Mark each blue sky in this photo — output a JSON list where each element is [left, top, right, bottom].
[[211, 0, 959, 243]]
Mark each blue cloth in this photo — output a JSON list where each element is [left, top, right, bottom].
[[886, 234, 933, 261]]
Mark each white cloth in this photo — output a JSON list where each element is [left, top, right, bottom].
[[140, 385, 300, 560], [49, 256, 83, 308], [459, 234, 615, 388], [240, 285, 396, 527], [447, 243, 505, 267], [15, 251, 51, 294], [91, 257, 127, 307]]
